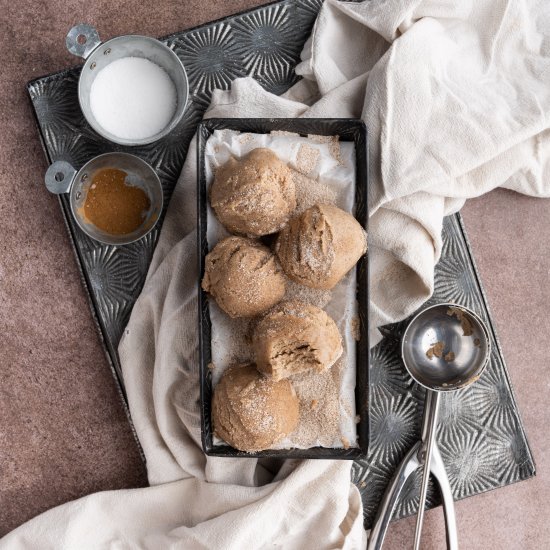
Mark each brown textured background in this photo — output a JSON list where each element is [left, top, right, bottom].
[[0, 0, 549, 548]]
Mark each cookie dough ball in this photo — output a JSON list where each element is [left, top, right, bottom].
[[275, 204, 367, 290], [210, 148, 296, 236], [212, 363, 299, 452], [253, 301, 343, 381], [202, 236, 285, 318]]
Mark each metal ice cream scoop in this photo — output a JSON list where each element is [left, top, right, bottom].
[[368, 302, 491, 550]]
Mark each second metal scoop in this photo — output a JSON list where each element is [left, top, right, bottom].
[[368, 302, 491, 550]]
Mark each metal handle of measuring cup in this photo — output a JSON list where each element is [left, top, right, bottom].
[[45, 161, 77, 194], [66, 24, 101, 59]]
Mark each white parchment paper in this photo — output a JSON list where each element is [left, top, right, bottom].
[[204, 129, 358, 449]]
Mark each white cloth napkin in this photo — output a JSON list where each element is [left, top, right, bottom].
[[3, 0, 550, 548]]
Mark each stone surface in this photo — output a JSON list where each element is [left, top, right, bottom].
[[1, 1, 549, 548]]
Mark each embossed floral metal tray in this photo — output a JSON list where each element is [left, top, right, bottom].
[[27, 0, 535, 529]]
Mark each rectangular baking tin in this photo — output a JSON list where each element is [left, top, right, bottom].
[[197, 118, 369, 458]]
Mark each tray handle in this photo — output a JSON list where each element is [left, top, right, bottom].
[[66, 24, 101, 59], [45, 161, 76, 194]]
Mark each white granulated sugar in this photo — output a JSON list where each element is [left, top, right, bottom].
[[90, 57, 177, 140]]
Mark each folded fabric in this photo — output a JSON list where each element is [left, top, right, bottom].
[[3, 0, 550, 548]]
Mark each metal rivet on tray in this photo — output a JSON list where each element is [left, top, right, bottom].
[[104, 48, 111, 55], [90, 62, 96, 70], [76, 191, 81, 200]]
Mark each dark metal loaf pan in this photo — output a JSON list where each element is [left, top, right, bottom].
[[197, 118, 368, 459]]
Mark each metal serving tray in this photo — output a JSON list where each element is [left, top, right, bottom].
[[27, 0, 535, 528], [197, 118, 369, 459]]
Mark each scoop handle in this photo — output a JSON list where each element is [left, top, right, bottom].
[[413, 390, 440, 550], [367, 442, 421, 550], [368, 389, 457, 550], [431, 444, 458, 550], [66, 24, 101, 59]]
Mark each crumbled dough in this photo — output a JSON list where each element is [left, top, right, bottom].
[[426, 341, 445, 360]]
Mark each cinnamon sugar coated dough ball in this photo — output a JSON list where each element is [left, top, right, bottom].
[[201, 236, 285, 318], [210, 148, 296, 236], [212, 363, 299, 452], [275, 204, 367, 290], [253, 301, 343, 381]]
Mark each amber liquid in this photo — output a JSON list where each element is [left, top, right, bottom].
[[82, 168, 151, 235]]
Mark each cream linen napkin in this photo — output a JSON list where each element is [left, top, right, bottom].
[[3, 0, 550, 548]]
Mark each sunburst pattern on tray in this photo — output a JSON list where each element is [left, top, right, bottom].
[[433, 231, 481, 310], [232, 4, 301, 77], [437, 388, 482, 440], [118, 231, 157, 292], [295, 0, 324, 17], [174, 23, 246, 95], [254, 63, 300, 95], [369, 393, 420, 468], [439, 429, 501, 498], [489, 414, 535, 484], [351, 460, 395, 521], [85, 245, 135, 304], [369, 340, 412, 399], [30, 72, 83, 133], [470, 359, 521, 428], [398, 469, 439, 518], [27, 0, 534, 530], [42, 129, 103, 168]]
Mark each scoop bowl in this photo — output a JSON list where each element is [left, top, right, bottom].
[[401, 303, 491, 392]]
